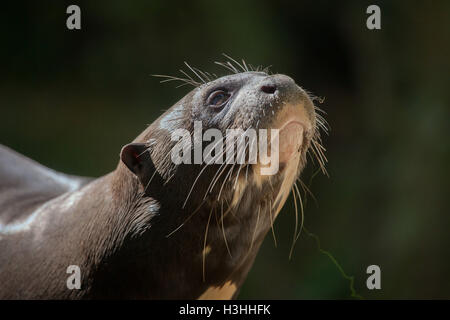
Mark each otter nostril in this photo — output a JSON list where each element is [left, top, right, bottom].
[[261, 85, 276, 94]]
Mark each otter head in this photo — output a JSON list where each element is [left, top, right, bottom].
[[123, 70, 322, 208], [118, 66, 326, 297], [120, 66, 326, 218]]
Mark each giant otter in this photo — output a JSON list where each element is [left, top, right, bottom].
[[0, 61, 326, 299]]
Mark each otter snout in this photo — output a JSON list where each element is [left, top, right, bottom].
[[256, 74, 315, 126], [255, 74, 314, 133], [256, 74, 316, 164]]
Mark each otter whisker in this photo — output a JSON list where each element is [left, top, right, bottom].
[[183, 132, 229, 207], [227, 164, 237, 183], [269, 199, 277, 247], [144, 170, 158, 194], [215, 197, 234, 222], [232, 163, 244, 191], [202, 70, 217, 81], [289, 182, 305, 260], [152, 74, 200, 87], [305, 90, 325, 104], [242, 59, 249, 72], [313, 141, 328, 173], [311, 151, 326, 176], [249, 64, 273, 74], [184, 62, 206, 84], [165, 200, 206, 238], [262, 65, 272, 74], [245, 164, 250, 183], [204, 134, 236, 200], [159, 132, 197, 184], [217, 164, 235, 201], [202, 206, 214, 282], [193, 66, 212, 82], [246, 204, 260, 258], [205, 160, 229, 199], [316, 117, 329, 134], [225, 62, 240, 74], [179, 69, 200, 85], [232, 136, 251, 190], [205, 161, 227, 199], [297, 177, 317, 207], [306, 149, 316, 165], [310, 140, 328, 176], [204, 136, 236, 199], [148, 131, 196, 185], [221, 200, 232, 258], [294, 182, 305, 238], [182, 164, 210, 209], [174, 82, 193, 89], [244, 131, 257, 184], [213, 205, 232, 258], [214, 204, 220, 228], [214, 61, 238, 74], [288, 186, 300, 260], [222, 54, 247, 73], [316, 112, 329, 125]]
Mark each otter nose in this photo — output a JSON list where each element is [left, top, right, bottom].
[[260, 74, 296, 95], [260, 84, 277, 94]]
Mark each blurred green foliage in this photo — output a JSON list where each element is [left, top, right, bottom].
[[0, 0, 449, 299]]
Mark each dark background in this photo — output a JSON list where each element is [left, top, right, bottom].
[[1, 1, 449, 299]]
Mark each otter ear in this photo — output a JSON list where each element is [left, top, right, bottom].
[[120, 143, 156, 188]]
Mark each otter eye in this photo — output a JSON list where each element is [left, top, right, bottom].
[[207, 90, 230, 108]]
